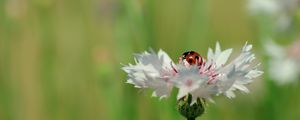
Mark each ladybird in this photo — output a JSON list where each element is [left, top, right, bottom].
[[180, 51, 203, 65]]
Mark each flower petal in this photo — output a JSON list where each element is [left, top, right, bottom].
[[122, 49, 175, 98], [215, 42, 262, 98], [215, 48, 233, 68], [207, 42, 233, 68]]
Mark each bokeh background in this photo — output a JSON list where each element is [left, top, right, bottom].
[[1, 0, 300, 120]]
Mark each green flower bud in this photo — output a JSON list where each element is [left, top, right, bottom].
[[177, 94, 205, 120]]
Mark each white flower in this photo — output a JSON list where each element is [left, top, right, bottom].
[[247, 0, 299, 16], [122, 42, 263, 102], [264, 39, 300, 85], [248, 0, 280, 15], [247, 0, 299, 30]]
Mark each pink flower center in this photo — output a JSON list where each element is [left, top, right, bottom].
[[185, 79, 193, 87]]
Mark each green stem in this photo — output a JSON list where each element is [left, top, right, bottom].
[[187, 117, 195, 120]]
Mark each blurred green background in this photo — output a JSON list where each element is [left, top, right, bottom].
[[1, 0, 300, 120]]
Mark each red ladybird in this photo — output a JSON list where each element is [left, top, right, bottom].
[[180, 51, 204, 66]]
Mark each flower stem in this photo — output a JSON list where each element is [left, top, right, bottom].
[[187, 117, 195, 120]]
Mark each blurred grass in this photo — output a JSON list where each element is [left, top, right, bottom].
[[1, 0, 300, 120]]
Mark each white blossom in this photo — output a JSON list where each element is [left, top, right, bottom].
[[122, 42, 263, 102], [264, 39, 300, 85], [247, 0, 299, 30]]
